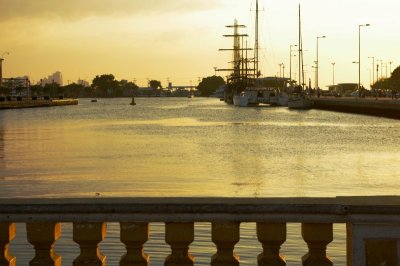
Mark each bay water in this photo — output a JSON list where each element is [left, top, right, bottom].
[[1, 97, 400, 265]]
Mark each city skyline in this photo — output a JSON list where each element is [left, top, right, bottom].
[[0, 0, 399, 88]]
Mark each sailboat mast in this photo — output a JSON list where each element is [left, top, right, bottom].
[[255, 0, 259, 79], [298, 4, 302, 89]]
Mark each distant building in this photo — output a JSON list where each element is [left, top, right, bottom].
[[39, 71, 63, 86], [327, 83, 358, 96], [1, 76, 30, 96], [77, 79, 90, 87]]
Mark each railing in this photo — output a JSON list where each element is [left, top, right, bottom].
[[1, 197, 400, 266]]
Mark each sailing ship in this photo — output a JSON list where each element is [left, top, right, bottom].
[[288, 5, 313, 109], [218, 0, 289, 107]]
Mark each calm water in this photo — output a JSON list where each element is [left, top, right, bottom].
[[1, 97, 400, 265]]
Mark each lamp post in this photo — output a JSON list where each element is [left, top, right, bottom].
[[278, 63, 284, 78], [0, 52, 10, 96], [358, 24, 370, 92], [352, 60, 360, 94], [289, 44, 297, 82], [315, 35, 326, 89], [377, 60, 383, 78], [389, 61, 393, 76], [331, 62, 336, 85], [368, 56, 375, 84]]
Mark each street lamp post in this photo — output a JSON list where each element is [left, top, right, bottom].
[[368, 56, 375, 84], [331, 62, 336, 85], [278, 63, 284, 78], [315, 35, 326, 89], [289, 44, 297, 82], [358, 24, 370, 93], [0, 52, 10, 96], [379, 60, 383, 80], [389, 61, 393, 76]]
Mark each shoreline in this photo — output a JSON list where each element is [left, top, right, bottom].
[[0, 98, 78, 109]]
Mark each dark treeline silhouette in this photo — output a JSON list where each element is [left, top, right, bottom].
[[197, 75, 226, 97], [371, 65, 400, 97], [1, 74, 226, 98]]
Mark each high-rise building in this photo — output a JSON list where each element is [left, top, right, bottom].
[[77, 79, 90, 87], [39, 71, 63, 86]]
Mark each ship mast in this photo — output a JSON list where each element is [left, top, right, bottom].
[[298, 4, 304, 89], [255, 0, 259, 80]]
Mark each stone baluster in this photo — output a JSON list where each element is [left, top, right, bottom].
[[26, 222, 61, 266], [211, 222, 240, 266], [257, 222, 286, 266], [165, 222, 194, 266], [73, 222, 106, 266], [301, 223, 333, 266], [120, 222, 149, 266], [0, 223, 16, 266]]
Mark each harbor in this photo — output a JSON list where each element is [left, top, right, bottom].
[[1, 0, 400, 265], [1, 97, 400, 265]]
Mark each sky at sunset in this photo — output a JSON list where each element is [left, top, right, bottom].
[[0, 0, 399, 88]]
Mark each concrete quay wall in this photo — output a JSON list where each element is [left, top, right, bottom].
[[312, 97, 400, 117], [0, 98, 78, 109]]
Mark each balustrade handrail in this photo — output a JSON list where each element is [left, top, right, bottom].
[[1, 196, 400, 223]]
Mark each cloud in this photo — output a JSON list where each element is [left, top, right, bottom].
[[0, 0, 222, 22]]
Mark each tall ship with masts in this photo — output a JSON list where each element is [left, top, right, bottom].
[[217, 0, 289, 107]]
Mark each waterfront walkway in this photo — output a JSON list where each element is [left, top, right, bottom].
[[311, 96, 400, 117]]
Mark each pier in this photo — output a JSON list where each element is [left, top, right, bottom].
[[0, 98, 78, 109], [1, 197, 400, 265], [311, 97, 400, 118]]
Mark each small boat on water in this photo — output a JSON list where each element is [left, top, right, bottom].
[[91, 99, 98, 102]]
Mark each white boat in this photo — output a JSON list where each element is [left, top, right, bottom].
[[233, 92, 249, 107], [278, 93, 289, 106], [288, 6, 311, 110], [269, 95, 279, 106], [288, 94, 312, 109]]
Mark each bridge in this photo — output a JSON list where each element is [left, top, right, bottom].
[[1, 196, 399, 265]]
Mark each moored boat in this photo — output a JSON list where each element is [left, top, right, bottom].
[[288, 94, 313, 109], [288, 5, 311, 110]]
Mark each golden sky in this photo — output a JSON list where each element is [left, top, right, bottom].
[[0, 0, 399, 88]]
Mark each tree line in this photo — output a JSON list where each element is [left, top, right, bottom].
[[9, 74, 226, 98], [371, 65, 400, 94]]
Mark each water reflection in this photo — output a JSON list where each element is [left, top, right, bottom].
[[0, 97, 399, 198], [2, 98, 399, 265]]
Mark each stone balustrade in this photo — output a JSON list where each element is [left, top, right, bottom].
[[1, 196, 400, 265]]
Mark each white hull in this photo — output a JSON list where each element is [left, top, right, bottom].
[[278, 95, 289, 106], [269, 96, 279, 106], [233, 94, 249, 107], [288, 96, 312, 109]]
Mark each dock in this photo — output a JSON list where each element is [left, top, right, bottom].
[[311, 97, 400, 118], [0, 98, 79, 109]]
